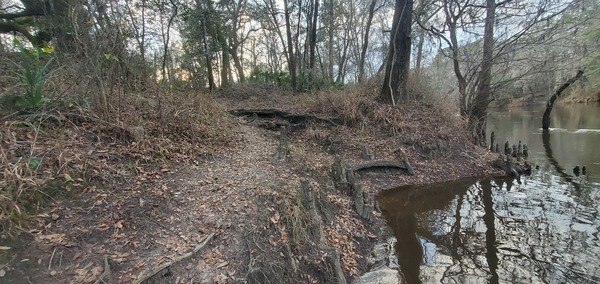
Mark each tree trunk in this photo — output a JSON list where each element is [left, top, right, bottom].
[[308, 0, 319, 75], [448, 20, 469, 116], [230, 50, 245, 83], [380, 0, 414, 105], [283, 0, 297, 91], [358, 0, 377, 83], [542, 70, 584, 129], [197, 0, 215, 91], [327, 0, 334, 82], [162, 0, 178, 84], [468, 0, 495, 145], [220, 45, 230, 87]]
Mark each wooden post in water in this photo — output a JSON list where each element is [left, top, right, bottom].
[[490, 131, 495, 152], [505, 141, 511, 156]]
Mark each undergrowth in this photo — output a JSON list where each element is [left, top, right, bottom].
[[299, 74, 463, 135], [0, 87, 233, 235]]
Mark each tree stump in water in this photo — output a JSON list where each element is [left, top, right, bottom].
[[504, 141, 511, 156]]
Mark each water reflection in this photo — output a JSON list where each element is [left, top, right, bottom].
[[378, 177, 600, 283], [377, 104, 600, 283]]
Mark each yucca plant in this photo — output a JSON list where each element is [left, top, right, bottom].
[[5, 42, 58, 110], [17, 56, 55, 109]]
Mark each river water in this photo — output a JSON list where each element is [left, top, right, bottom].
[[376, 104, 600, 283]]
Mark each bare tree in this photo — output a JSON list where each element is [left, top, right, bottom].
[[358, 0, 378, 83]]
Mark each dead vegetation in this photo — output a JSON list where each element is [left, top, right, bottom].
[[560, 85, 600, 104], [0, 88, 233, 236]]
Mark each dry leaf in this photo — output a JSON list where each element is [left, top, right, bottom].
[[270, 212, 280, 224]]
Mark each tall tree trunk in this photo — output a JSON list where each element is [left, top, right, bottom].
[[468, 0, 495, 145], [202, 26, 215, 90], [221, 47, 230, 87], [327, 0, 334, 82], [230, 50, 245, 83], [336, 22, 351, 83], [198, 0, 215, 91], [162, 0, 178, 84], [358, 0, 377, 83], [447, 19, 469, 116], [542, 70, 584, 129], [283, 0, 297, 91], [309, 0, 319, 75], [380, 0, 414, 105]]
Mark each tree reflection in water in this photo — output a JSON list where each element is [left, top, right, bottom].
[[377, 176, 600, 283]]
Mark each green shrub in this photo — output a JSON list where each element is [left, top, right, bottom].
[[1, 41, 58, 111]]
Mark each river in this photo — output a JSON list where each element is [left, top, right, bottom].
[[376, 103, 600, 283]]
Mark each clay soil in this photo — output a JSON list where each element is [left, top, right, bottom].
[[0, 89, 503, 283]]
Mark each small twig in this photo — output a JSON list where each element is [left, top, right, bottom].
[[48, 247, 57, 270], [133, 232, 215, 284], [251, 234, 267, 254], [0, 111, 19, 121]]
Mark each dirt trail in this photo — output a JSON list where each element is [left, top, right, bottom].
[[2, 121, 303, 283]]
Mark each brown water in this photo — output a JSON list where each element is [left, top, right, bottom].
[[377, 104, 600, 283]]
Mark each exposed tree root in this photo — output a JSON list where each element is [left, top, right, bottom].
[[351, 160, 407, 172], [229, 108, 340, 130], [133, 233, 215, 284], [395, 147, 414, 175]]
